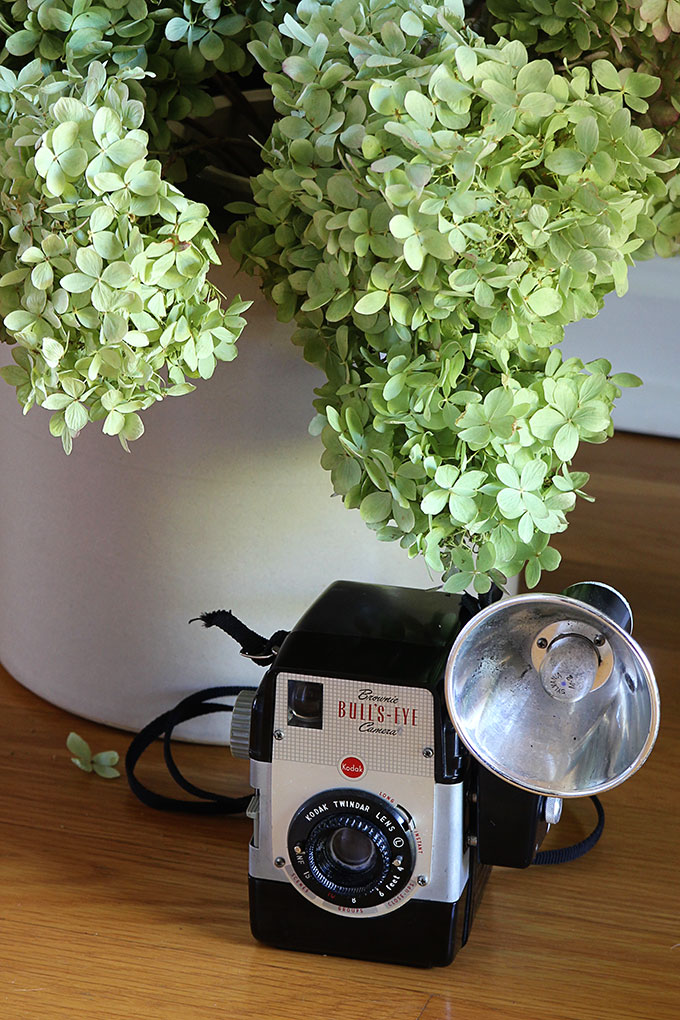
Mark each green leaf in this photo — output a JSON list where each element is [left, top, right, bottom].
[[530, 403, 566, 440], [525, 557, 541, 589], [42, 393, 73, 410], [554, 422, 580, 461], [3, 310, 36, 332], [472, 571, 491, 595], [516, 60, 554, 95], [455, 47, 477, 81], [129, 171, 160, 197], [66, 732, 91, 761], [124, 331, 150, 348], [421, 489, 449, 515], [520, 460, 548, 492], [609, 373, 642, 388], [31, 261, 54, 290], [106, 138, 147, 167], [92, 232, 124, 260], [93, 172, 125, 192], [518, 92, 556, 118], [497, 488, 524, 519], [477, 544, 496, 573], [400, 12, 424, 36], [0, 365, 28, 386], [390, 215, 414, 240], [449, 493, 476, 523], [92, 764, 121, 779], [282, 56, 317, 84], [528, 205, 549, 230], [527, 288, 563, 316], [90, 206, 116, 233], [668, 0, 680, 31], [443, 571, 473, 594], [360, 491, 393, 523], [592, 60, 621, 92], [165, 17, 188, 42], [76, 247, 103, 279], [574, 117, 599, 155], [404, 91, 435, 128], [46, 162, 66, 196], [59, 148, 88, 178], [332, 458, 361, 494], [572, 404, 611, 432], [65, 402, 88, 432], [42, 338, 64, 365], [623, 72, 659, 99], [497, 463, 520, 488], [102, 262, 134, 288], [544, 149, 586, 176], [60, 273, 93, 293], [102, 409, 125, 436], [540, 546, 562, 571], [403, 234, 424, 271], [327, 174, 357, 210], [354, 291, 387, 315], [199, 32, 225, 62], [7, 30, 40, 57], [434, 465, 459, 489]]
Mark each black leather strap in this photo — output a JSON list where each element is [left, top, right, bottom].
[[189, 609, 288, 665], [125, 686, 255, 814]]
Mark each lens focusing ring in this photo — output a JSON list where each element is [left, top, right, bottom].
[[287, 788, 417, 910], [305, 814, 391, 899]]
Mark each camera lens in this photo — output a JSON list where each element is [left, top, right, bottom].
[[307, 815, 390, 896], [288, 789, 417, 912], [329, 826, 378, 871]]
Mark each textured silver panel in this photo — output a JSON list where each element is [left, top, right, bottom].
[[273, 673, 435, 778]]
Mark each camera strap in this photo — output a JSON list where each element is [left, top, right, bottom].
[[188, 609, 289, 665], [126, 609, 287, 813], [125, 685, 256, 814]]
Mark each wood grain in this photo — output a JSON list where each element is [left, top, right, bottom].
[[1, 431, 679, 1020]]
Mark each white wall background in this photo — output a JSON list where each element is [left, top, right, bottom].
[[563, 256, 679, 439]]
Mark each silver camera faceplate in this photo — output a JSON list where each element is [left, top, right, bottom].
[[248, 672, 469, 917]]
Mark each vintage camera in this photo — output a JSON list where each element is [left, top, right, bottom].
[[230, 580, 658, 968]]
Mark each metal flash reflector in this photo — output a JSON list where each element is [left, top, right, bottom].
[[445, 583, 660, 798]]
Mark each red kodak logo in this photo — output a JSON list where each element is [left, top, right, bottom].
[[340, 756, 365, 780]]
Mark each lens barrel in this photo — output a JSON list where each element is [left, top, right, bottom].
[[307, 814, 390, 898], [287, 789, 417, 910]]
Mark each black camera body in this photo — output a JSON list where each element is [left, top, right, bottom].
[[239, 581, 549, 968]]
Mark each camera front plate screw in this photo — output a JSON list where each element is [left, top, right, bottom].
[[594, 634, 605, 647], [422, 746, 434, 758], [273, 729, 284, 741], [274, 856, 286, 868], [536, 637, 548, 649], [417, 875, 429, 887]]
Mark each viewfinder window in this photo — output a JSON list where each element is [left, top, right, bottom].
[[288, 679, 323, 729]]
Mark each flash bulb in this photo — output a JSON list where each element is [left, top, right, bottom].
[[538, 633, 600, 702]]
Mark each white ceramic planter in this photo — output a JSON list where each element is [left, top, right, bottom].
[[1, 253, 438, 743]]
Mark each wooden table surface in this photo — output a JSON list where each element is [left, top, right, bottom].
[[1, 431, 679, 1020]]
